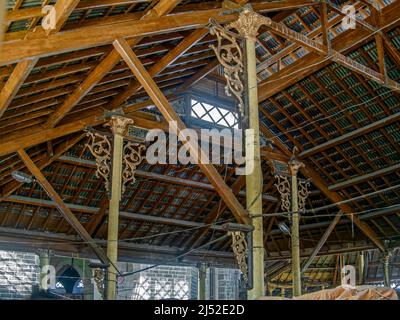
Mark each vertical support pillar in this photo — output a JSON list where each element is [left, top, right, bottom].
[[198, 263, 207, 300], [242, 17, 265, 302], [106, 116, 133, 300], [383, 253, 390, 287], [288, 159, 303, 297], [209, 7, 265, 298], [358, 251, 365, 285], [38, 249, 50, 291], [209, 267, 216, 300]]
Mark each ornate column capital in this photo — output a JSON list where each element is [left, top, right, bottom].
[[107, 115, 134, 136], [288, 158, 304, 176], [228, 7, 264, 39]]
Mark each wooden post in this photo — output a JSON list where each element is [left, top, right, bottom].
[[226, 6, 266, 300], [289, 159, 303, 297], [244, 34, 265, 300], [38, 249, 50, 290], [383, 253, 390, 287], [106, 116, 133, 300], [358, 251, 365, 285]]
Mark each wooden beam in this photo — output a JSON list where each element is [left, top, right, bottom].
[[328, 163, 400, 191], [0, 104, 168, 157], [0, 59, 37, 118], [49, 0, 80, 34], [320, 1, 329, 46], [301, 212, 343, 273], [113, 38, 250, 225], [109, 28, 209, 109], [16, 149, 109, 264], [0, 226, 237, 267], [0, 0, 5, 42], [0, 0, 80, 119], [57, 155, 278, 202], [4, 1, 317, 24], [0, 195, 252, 233], [383, 34, 400, 66], [301, 165, 385, 252], [0, 8, 237, 66], [43, 0, 183, 128]]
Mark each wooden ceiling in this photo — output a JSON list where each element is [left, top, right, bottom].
[[0, 0, 400, 287]]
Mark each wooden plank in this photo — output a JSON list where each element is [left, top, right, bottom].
[[16, 149, 109, 264], [328, 163, 400, 191], [43, 0, 183, 128], [113, 38, 250, 225]]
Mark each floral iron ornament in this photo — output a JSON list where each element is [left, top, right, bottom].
[[86, 116, 146, 196], [209, 18, 245, 117], [230, 231, 249, 283], [86, 131, 112, 193], [122, 142, 146, 194]]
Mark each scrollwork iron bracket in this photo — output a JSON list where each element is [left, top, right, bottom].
[[86, 131, 112, 194], [209, 18, 245, 117], [230, 231, 249, 284]]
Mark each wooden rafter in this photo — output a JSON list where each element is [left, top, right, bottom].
[[43, 0, 183, 129], [113, 37, 249, 225], [109, 28, 209, 109], [16, 149, 109, 264], [0, 0, 80, 119]]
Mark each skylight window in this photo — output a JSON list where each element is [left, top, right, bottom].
[[191, 99, 238, 128]]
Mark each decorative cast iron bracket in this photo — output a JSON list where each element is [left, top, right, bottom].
[[230, 231, 249, 284], [86, 131, 112, 193], [85, 116, 146, 197], [209, 19, 245, 117]]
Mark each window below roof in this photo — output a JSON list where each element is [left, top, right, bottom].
[[190, 98, 239, 129]]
